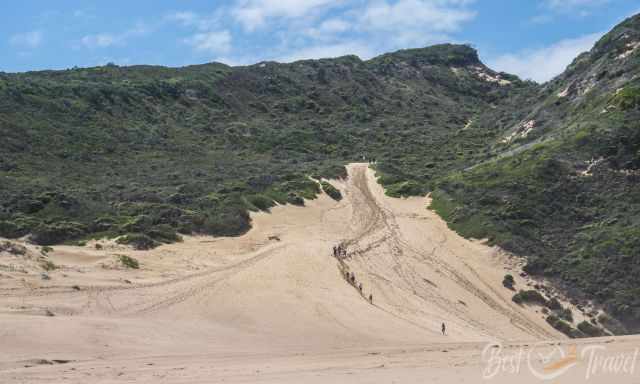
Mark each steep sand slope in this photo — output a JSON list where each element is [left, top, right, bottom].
[[0, 163, 637, 383]]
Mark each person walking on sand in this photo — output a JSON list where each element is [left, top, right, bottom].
[[358, 283, 363, 294], [369, 294, 373, 304], [442, 323, 446, 336]]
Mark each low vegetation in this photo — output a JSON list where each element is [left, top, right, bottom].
[[321, 181, 342, 201], [512, 290, 547, 306], [577, 320, 607, 337], [502, 274, 515, 290], [118, 255, 140, 269], [0, 241, 26, 255], [546, 315, 584, 338]]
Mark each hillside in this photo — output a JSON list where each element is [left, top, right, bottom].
[[1, 14, 640, 334], [0, 44, 520, 248], [431, 14, 640, 333]]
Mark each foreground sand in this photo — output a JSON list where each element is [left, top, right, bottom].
[[0, 164, 637, 383]]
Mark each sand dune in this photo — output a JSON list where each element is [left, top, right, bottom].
[[0, 163, 637, 383]]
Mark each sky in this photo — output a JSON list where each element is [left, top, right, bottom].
[[2, 0, 640, 82]]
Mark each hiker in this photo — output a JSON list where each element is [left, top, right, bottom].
[[369, 294, 373, 304], [442, 323, 446, 336], [350, 273, 356, 285], [358, 283, 363, 293]]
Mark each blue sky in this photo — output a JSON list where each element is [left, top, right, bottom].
[[2, 0, 639, 82]]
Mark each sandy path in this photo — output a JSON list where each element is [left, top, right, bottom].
[[0, 163, 637, 383]]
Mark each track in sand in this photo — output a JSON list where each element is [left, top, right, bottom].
[[0, 163, 637, 383]]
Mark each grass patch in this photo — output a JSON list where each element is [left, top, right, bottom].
[[118, 255, 140, 269], [321, 181, 342, 201]]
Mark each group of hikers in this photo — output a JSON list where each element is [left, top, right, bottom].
[[332, 243, 373, 304], [361, 155, 377, 164], [344, 269, 373, 304], [332, 244, 347, 259], [330, 242, 448, 336]]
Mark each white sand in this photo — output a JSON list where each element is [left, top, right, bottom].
[[0, 163, 637, 383]]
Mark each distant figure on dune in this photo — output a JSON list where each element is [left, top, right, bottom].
[[369, 294, 373, 304], [442, 323, 446, 336]]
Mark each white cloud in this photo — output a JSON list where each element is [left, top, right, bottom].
[[167, 0, 476, 64], [80, 33, 118, 48], [360, 0, 476, 34], [304, 18, 352, 40], [232, 0, 342, 31], [77, 23, 151, 49], [167, 11, 199, 25], [166, 10, 222, 31], [184, 30, 232, 55], [9, 30, 43, 49], [543, 0, 611, 17], [546, 0, 610, 10], [487, 32, 602, 83]]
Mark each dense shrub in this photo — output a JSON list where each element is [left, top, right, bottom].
[[546, 315, 584, 338], [246, 194, 276, 211], [556, 307, 574, 323], [145, 224, 182, 244], [321, 181, 342, 201], [286, 193, 305, 206], [385, 181, 424, 198], [502, 274, 515, 289], [30, 222, 87, 245], [512, 290, 548, 306], [117, 233, 158, 250], [546, 297, 562, 311], [577, 320, 606, 337], [118, 255, 140, 269]]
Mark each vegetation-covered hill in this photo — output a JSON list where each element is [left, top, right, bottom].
[[431, 14, 640, 333], [2, 15, 640, 332], [0, 43, 519, 248]]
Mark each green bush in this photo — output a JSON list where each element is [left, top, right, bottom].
[[30, 222, 87, 245], [597, 313, 628, 335], [546, 315, 584, 338], [118, 255, 140, 269], [556, 307, 574, 323], [613, 86, 640, 110], [502, 274, 515, 289], [577, 320, 605, 337], [512, 290, 547, 306], [0, 220, 28, 239], [286, 193, 305, 206], [321, 181, 342, 201], [146, 224, 183, 244], [546, 297, 562, 310], [120, 215, 153, 233], [246, 194, 276, 211], [385, 180, 424, 198], [117, 233, 159, 250]]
